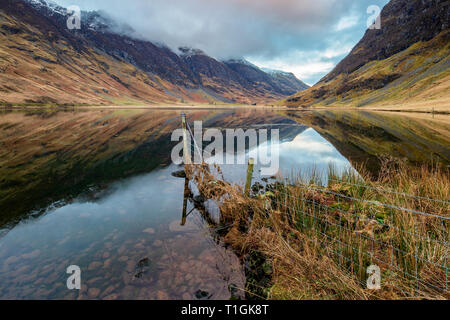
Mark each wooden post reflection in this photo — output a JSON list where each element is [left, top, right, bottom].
[[181, 176, 189, 226]]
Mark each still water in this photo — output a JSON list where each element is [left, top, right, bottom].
[[0, 108, 448, 299]]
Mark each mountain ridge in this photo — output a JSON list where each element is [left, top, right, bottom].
[[284, 0, 450, 109], [0, 0, 309, 106]]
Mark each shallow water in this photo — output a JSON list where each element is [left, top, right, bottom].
[[0, 108, 448, 299], [0, 164, 245, 299]]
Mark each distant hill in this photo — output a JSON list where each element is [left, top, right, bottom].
[[260, 67, 310, 93], [0, 0, 309, 106], [284, 0, 450, 109]]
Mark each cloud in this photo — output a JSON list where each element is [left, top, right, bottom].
[[335, 14, 360, 31], [252, 58, 335, 86], [52, 0, 389, 84], [249, 40, 355, 85], [277, 128, 353, 180]]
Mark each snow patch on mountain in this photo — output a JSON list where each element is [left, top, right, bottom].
[[224, 58, 260, 70], [261, 68, 294, 77], [27, 0, 67, 17], [27, 0, 138, 36]]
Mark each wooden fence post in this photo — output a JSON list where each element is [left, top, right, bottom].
[[245, 158, 255, 196], [181, 112, 191, 226]]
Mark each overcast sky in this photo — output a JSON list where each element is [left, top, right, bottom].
[[53, 0, 389, 85]]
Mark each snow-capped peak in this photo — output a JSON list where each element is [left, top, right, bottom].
[[26, 0, 134, 35], [26, 0, 67, 17], [224, 58, 260, 69], [261, 68, 293, 76]]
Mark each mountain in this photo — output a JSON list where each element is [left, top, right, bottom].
[[261, 68, 309, 93], [284, 0, 450, 109], [0, 0, 308, 106]]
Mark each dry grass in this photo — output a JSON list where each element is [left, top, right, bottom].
[[282, 30, 450, 110], [188, 159, 449, 300]]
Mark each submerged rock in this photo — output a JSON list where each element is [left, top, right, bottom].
[[143, 228, 155, 234], [103, 259, 112, 268], [126, 261, 135, 272], [171, 170, 186, 178], [137, 257, 150, 268], [88, 261, 102, 271], [133, 257, 152, 279], [195, 290, 211, 300], [153, 240, 163, 247], [182, 292, 192, 300], [88, 288, 101, 299], [156, 290, 170, 300], [193, 195, 206, 205], [21, 250, 41, 259], [5, 255, 20, 264], [102, 285, 116, 296]]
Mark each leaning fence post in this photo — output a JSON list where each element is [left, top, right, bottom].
[[244, 158, 255, 196], [181, 113, 191, 167]]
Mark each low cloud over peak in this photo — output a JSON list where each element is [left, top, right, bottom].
[[53, 0, 389, 84]]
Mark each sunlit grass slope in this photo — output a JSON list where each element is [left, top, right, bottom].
[[283, 31, 450, 110]]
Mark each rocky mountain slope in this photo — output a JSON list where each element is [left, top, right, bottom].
[[262, 68, 309, 93], [284, 0, 450, 109], [0, 0, 308, 106]]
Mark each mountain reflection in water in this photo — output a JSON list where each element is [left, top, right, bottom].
[[0, 108, 448, 300]]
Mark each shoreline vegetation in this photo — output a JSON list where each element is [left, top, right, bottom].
[[0, 102, 449, 115], [186, 158, 449, 300]]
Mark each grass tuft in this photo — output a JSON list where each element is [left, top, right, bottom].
[[189, 159, 449, 300]]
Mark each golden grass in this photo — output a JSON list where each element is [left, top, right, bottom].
[[282, 30, 450, 111], [188, 159, 449, 300]]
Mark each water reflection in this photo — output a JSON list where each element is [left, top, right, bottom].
[[0, 164, 245, 299], [281, 110, 450, 173], [251, 128, 353, 182], [0, 108, 448, 300]]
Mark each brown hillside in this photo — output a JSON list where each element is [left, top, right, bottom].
[[284, 0, 450, 109]]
